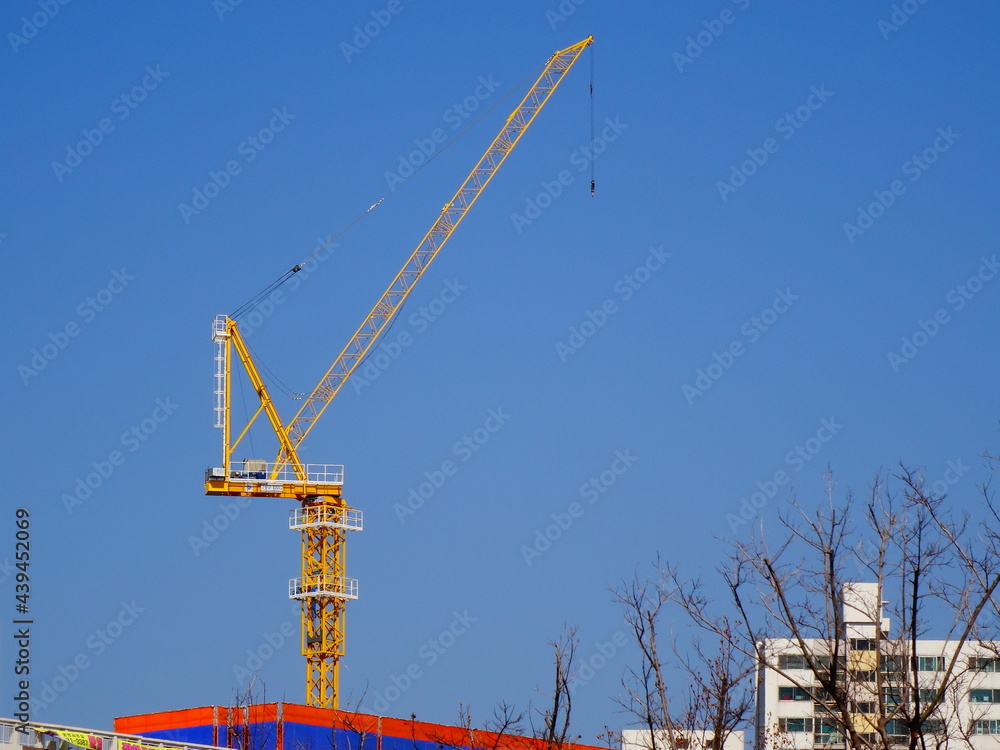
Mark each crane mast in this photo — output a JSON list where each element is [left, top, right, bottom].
[[205, 35, 593, 709]]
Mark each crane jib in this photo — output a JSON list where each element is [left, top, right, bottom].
[[278, 36, 593, 463]]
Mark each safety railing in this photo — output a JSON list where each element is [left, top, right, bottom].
[[289, 575, 359, 600], [0, 720, 226, 750], [219, 461, 345, 485], [289, 506, 363, 531]]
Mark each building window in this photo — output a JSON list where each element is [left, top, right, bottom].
[[970, 657, 1000, 672], [778, 718, 813, 733], [924, 720, 945, 734], [850, 638, 875, 651], [974, 720, 1000, 735], [918, 688, 939, 704], [779, 686, 812, 701], [779, 654, 808, 670], [814, 721, 844, 744], [879, 656, 905, 674], [882, 688, 903, 706], [918, 656, 945, 672], [885, 720, 908, 738], [969, 689, 999, 703]]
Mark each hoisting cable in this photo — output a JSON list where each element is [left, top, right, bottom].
[[589, 42, 596, 197], [230, 62, 547, 323], [243, 339, 307, 400], [231, 268, 299, 321]]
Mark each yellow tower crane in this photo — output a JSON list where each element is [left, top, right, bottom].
[[205, 35, 593, 709]]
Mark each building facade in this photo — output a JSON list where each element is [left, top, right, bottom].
[[621, 728, 745, 750], [756, 583, 1000, 749], [1, 708, 607, 750], [114, 704, 610, 750]]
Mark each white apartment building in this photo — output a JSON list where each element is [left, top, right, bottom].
[[621, 728, 745, 750], [756, 583, 1000, 749]]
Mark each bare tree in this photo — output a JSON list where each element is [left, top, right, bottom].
[[325, 687, 378, 750], [333, 709, 379, 750], [596, 726, 622, 750], [531, 624, 579, 750], [483, 701, 528, 744], [471, 702, 531, 750], [423, 628, 575, 750], [226, 675, 276, 750], [613, 558, 755, 750], [658, 467, 1000, 750], [424, 702, 530, 750]]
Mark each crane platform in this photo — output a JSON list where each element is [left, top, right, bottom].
[[204, 461, 344, 500]]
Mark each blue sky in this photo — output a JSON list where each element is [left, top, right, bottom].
[[2, 0, 1000, 744]]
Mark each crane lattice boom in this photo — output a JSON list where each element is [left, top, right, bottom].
[[277, 35, 594, 469]]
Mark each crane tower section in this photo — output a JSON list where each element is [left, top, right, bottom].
[[205, 35, 593, 710]]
